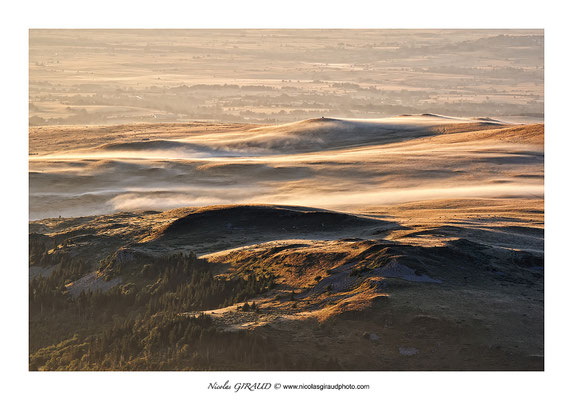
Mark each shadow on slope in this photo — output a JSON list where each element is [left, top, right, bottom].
[[71, 115, 509, 158], [145, 205, 398, 254]]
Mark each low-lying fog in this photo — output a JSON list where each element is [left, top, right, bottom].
[[29, 115, 544, 220]]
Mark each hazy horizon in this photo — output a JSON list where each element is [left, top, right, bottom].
[[30, 29, 543, 126]]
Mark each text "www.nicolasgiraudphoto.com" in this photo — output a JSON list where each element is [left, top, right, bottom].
[[208, 381, 370, 392]]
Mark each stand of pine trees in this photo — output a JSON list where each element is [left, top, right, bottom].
[[29, 250, 341, 370]]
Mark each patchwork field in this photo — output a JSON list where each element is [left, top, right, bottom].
[[29, 30, 543, 126]]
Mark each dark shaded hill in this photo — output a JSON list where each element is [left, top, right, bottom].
[[158, 204, 383, 236]]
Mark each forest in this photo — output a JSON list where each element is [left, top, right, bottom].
[[29, 244, 340, 370]]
